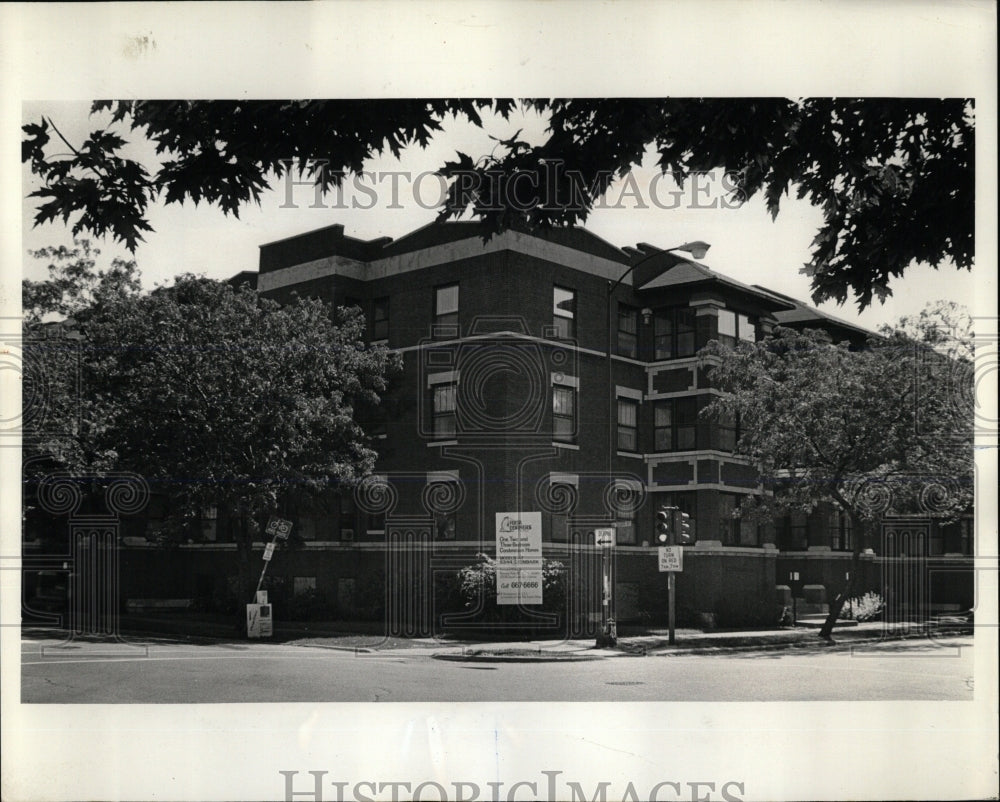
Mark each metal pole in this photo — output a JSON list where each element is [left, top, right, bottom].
[[599, 277, 617, 648], [668, 572, 676, 645], [601, 545, 610, 642], [252, 536, 277, 600]]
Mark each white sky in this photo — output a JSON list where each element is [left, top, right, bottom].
[[21, 100, 977, 333]]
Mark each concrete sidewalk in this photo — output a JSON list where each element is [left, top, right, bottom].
[[420, 621, 974, 661], [30, 614, 970, 661]]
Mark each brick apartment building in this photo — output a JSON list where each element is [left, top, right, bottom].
[[23, 220, 974, 636]]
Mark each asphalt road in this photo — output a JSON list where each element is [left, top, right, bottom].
[[20, 633, 975, 703]]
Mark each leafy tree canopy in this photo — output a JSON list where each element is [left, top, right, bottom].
[[702, 307, 973, 529], [701, 303, 973, 638], [22, 244, 401, 542], [701, 302, 973, 639], [23, 98, 973, 310]]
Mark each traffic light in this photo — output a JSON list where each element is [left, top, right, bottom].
[[656, 506, 673, 544], [673, 509, 693, 544]]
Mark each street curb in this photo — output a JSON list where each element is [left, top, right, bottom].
[[432, 651, 607, 663], [626, 628, 974, 657], [288, 643, 373, 654], [427, 627, 975, 662]]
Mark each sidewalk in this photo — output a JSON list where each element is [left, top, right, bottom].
[[422, 621, 974, 662], [31, 613, 970, 661]]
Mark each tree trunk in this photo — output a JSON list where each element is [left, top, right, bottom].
[[818, 514, 868, 642]]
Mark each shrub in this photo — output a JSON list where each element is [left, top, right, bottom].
[[454, 553, 566, 627], [839, 591, 885, 622]]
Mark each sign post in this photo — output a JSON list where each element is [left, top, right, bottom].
[[247, 516, 292, 638], [656, 506, 687, 645], [495, 513, 543, 606], [594, 527, 616, 647]]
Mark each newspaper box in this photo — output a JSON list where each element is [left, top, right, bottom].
[[246, 602, 273, 638]]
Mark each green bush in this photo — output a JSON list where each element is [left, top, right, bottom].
[[454, 553, 566, 627], [839, 591, 884, 622]]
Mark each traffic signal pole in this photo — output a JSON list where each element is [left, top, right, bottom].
[[657, 505, 691, 646], [668, 571, 676, 645]]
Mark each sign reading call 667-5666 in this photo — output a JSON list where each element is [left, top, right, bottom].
[[496, 512, 543, 605]]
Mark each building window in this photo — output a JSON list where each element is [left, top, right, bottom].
[[372, 297, 389, 342], [929, 522, 944, 556], [780, 512, 808, 550], [960, 518, 972, 554], [717, 309, 756, 348], [199, 505, 218, 542], [718, 494, 738, 545], [829, 509, 853, 551], [434, 284, 459, 332], [617, 398, 638, 451], [653, 397, 698, 451], [432, 383, 458, 439], [338, 495, 356, 540], [616, 509, 637, 545], [552, 385, 576, 443], [717, 408, 738, 452], [653, 307, 697, 359], [434, 513, 456, 540], [737, 497, 758, 546], [617, 305, 639, 358], [718, 309, 737, 348], [553, 286, 576, 339]]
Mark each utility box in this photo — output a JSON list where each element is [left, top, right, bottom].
[[246, 603, 273, 638]]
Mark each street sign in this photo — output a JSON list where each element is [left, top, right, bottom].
[[594, 527, 615, 547], [262, 542, 275, 562], [658, 546, 683, 572], [266, 516, 293, 539]]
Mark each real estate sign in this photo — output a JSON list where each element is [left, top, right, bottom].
[[495, 512, 543, 605]]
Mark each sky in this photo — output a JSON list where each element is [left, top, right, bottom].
[[20, 100, 978, 334]]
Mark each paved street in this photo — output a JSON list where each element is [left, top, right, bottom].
[[21, 633, 974, 703]]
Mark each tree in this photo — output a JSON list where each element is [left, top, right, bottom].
[[21, 241, 142, 480], [23, 260, 400, 621], [701, 309, 972, 641], [23, 98, 973, 309]]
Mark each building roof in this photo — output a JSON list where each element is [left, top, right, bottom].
[[755, 286, 873, 338], [638, 259, 796, 311], [379, 219, 630, 262]]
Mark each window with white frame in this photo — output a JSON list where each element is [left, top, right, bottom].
[[653, 306, 697, 359], [553, 286, 576, 339], [372, 297, 389, 342], [552, 384, 576, 443], [432, 382, 458, 439], [434, 284, 459, 332], [654, 397, 698, 451], [617, 397, 638, 451], [617, 305, 639, 358], [717, 309, 756, 348]]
